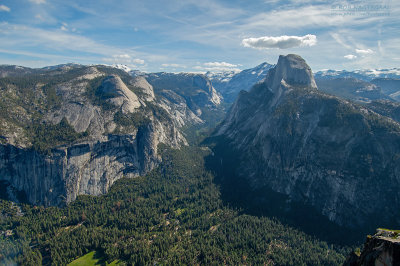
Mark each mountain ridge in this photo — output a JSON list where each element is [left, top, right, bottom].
[[0, 65, 195, 206], [211, 54, 400, 231]]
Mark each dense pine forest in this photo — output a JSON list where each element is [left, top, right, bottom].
[[0, 145, 351, 265]]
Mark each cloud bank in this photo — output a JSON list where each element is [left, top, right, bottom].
[[242, 34, 317, 49]]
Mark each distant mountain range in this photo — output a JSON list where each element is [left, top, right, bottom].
[[314, 68, 400, 81], [207, 63, 400, 104], [207, 62, 274, 103], [0, 63, 222, 206], [44, 62, 400, 104]]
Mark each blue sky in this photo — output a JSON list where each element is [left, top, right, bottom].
[[0, 0, 398, 72]]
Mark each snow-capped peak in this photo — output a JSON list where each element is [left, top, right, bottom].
[[112, 64, 132, 72], [314, 68, 400, 81], [205, 70, 239, 83]]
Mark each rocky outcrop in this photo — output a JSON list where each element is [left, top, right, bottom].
[[98, 75, 141, 113], [0, 65, 186, 206], [344, 229, 400, 266], [265, 54, 317, 92], [131, 76, 155, 102], [213, 54, 400, 229]]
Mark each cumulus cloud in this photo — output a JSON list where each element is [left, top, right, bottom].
[[355, 49, 374, 55], [29, 0, 46, 4], [0, 5, 10, 12], [344, 54, 357, 60], [204, 62, 238, 68], [242, 34, 317, 49]]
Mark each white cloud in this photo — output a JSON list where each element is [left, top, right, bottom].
[[204, 61, 237, 68], [0, 5, 10, 12], [242, 34, 317, 49], [60, 23, 69, 31], [103, 54, 145, 65], [355, 49, 374, 55], [132, 58, 145, 64], [29, 0, 46, 4], [344, 54, 357, 60]]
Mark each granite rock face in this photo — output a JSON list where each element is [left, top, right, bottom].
[[0, 65, 186, 206], [266, 54, 317, 92], [143, 72, 223, 126], [131, 76, 155, 102], [214, 54, 400, 229], [98, 75, 141, 113], [0, 122, 174, 206]]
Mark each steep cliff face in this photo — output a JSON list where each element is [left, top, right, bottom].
[[0, 123, 172, 206], [344, 229, 400, 266], [143, 72, 223, 126], [0, 65, 186, 206], [213, 54, 400, 229]]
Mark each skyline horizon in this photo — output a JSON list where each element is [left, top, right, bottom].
[[2, 56, 400, 74]]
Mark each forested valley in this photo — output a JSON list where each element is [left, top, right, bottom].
[[0, 145, 351, 265]]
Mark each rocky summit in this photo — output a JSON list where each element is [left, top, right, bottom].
[[213, 54, 400, 230]]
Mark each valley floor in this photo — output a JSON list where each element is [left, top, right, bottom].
[[0, 146, 351, 265]]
